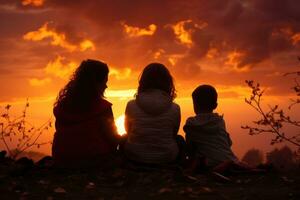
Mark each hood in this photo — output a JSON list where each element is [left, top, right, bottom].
[[54, 98, 112, 123], [136, 89, 172, 115], [184, 113, 225, 133]]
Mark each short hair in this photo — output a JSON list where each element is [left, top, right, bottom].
[[192, 85, 218, 111]]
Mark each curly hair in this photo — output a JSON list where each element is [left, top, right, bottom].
[[138, 63, 176, 100], [54, 59, 109, 111]]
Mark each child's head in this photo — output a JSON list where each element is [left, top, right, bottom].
[[192, 85, 218, 114], [138, 63, 176, 100], [55, 59, 109, 110]]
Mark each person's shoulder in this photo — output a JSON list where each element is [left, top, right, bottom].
[[125, 99, 138, 114], [93, 98, 112, 113], [127, 99, 136, 105], [126, 99, 137, 108], [185, 116, 197, 126], [100, 98, 112, 106], [170, 102, 180, 111], [215, 113, 226, 124], [183, 116, 197, 134]]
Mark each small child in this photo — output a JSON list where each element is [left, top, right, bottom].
[[183, 85, 240, 173]]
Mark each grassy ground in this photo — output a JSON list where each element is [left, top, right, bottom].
[[0, 157, 299, 200]]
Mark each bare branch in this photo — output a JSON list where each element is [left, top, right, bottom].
[[0, 101, 52, 159], [243, 79, 300, 150]]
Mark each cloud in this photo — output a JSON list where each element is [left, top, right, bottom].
[[172, 20, 193, 47], [205, 48, 219, 59], [122, 23, 157, 37], [29, 77, 51, 86], [45, 56, 77, 79], [109, 67, 132, 80], [171, 19, 207, 47], [1, 0, 300, 90], [217, 85, 250, 99], [8, 0, 298, 72], [153, 49, 165, 59], [225, 50, 250, 71], [291, 33, 300, 45], [21, 0, 45, 7], [23, 22, 95, 52], [79, 39, 95, 51]]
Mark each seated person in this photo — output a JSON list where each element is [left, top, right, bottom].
[[52, 59, 120, 168], [124, 63, 184, 166], [184, 85, 254, 174]]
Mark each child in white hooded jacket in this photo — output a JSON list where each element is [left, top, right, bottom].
[[124, 63, 184, 165]]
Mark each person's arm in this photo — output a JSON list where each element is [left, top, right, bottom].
[[102, 107, 121, 145], [124, 103, 131, 135], [222, 119, 233, 146], [173, 104, 181, 136], [226, 132, 233, 146], [183, 123, 192, 158]]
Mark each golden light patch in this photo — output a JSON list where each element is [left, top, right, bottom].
[[105, 89, 136, 98], [109, 67, 131, 80], [23, 23, 95, 52], [122, 23, 157, 37], [23, 23, 77, 51], [153, 49, 165, 59], [168, 57, 177, 66], [217, 85, 250, 99], [22, 0, 45, 6], [172, 20, 193, 46], [45, 56, 77, 79], [29, 78, 51, 86], [79, 39, 96, 51], [271, 27, 300, 46], [195, 21, 208, 30], [292, 33, 300, 45], [172, 19, 207, 47], [115, 115, 126, 136], [225, 50, 249, 72], [206, 48, 219, 59], [168, 54, 184, 66]]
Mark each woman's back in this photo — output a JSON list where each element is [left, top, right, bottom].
[[52, 59, 119, 168], [52, 99, 118, 167]]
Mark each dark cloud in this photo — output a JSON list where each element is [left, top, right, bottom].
[[1, 0, 300, 79]]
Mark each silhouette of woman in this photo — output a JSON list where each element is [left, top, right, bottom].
[[52, 59, 120, 167]]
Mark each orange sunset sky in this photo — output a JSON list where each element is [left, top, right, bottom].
[[0, 0, 300, 158]]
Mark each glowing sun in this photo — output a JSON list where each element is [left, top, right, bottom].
[[115, 115, 126, 135]]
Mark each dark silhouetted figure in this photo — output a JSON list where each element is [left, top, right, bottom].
[[52, 59, 120, 168], [184, 85, 251, 174], [124, 63, 184, 165]]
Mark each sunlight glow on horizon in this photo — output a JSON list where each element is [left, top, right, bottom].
[[105, 89, 136, 98], [115, 114, 126, 136]]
